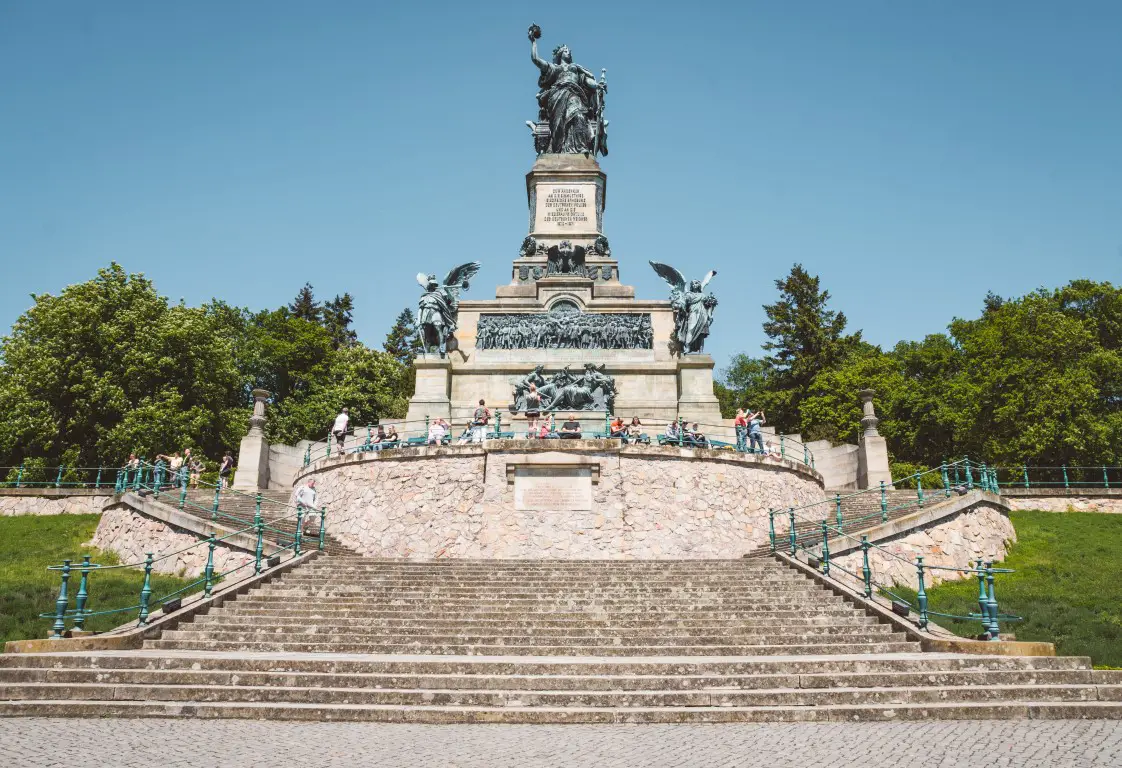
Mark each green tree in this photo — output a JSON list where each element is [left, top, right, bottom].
[[760, 264, 860, 431], [323, 293, 358, 349], [716, 355, 770, 418], [287, 283, 321, 324], [383, 308, 421, 366]]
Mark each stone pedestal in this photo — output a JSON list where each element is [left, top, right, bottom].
[[405, 356, 453, 437], [675, 355, 724, 428], [234, 389, 271, 491], [856, 388, 893, 489]]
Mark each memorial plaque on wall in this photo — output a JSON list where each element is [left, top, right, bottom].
[[533, 182, 597, 234], [514, 467, 593, 511]]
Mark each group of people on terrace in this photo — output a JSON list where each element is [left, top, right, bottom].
[[122, 449, 236, 490]]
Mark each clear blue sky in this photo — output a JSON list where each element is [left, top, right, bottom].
[[1, 1, 1119, 370]]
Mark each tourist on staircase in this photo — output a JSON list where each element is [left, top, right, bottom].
[[331, 408, 350, 453], [218, 451, 234, 488], [293, 478, 318, 533]]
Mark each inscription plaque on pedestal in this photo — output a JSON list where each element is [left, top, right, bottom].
[[534, 182, 597, 234], [514, 466, 593, 511]]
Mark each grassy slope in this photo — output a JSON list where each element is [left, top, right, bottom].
[[0, 514, 193, 644], [902, 510, 1122, 666]]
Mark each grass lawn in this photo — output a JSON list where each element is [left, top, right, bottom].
[[0, 514, 194, 644], [897, 510, 1122, 667]]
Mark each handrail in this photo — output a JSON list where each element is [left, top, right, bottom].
[[0, 465, 117, 490], [767, 457, 1018, 639], [40, 462, 329, 639]]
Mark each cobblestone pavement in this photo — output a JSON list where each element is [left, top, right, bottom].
[[2, 719, 1122, 767]]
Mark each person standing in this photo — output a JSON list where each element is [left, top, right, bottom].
[[332, 408, 350, 453], [218, 452, 234, 489], [471, 399, 490, 444], [524, 384, 542, 438], [180, 448, 193, 488], [734, 408, 749, 452], [166, 452, 184, 488], [747, 409, 766, 455], [293, 479, 318, 534]]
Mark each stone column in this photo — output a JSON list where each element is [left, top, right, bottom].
[[856, 388, 893, 489], [405, 356, 453, 439], [234, 389, 271, 491]]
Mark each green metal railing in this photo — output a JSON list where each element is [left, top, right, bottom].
[[767, 458, 1019, 640], [1, 465, 116, 490], [41, 463, 327, 639], [987, 464, 1122, 490]]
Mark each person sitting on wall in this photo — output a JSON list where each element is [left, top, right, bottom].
[[610, 415, 627, 441], [559, 413, 582, 439], [427, 418, 448, 445], [538, 421, 553, 439], [383, 425, 400, 447], [627, 416, 648, 444], [457, 421, 474, 445], [766, 440, 783, 460], [687, 423, 709, 448], [663, 420, 680, 444]]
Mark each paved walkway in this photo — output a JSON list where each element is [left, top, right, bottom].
[[2, 719, 1121, 767]]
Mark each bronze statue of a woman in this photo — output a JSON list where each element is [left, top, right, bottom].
[[529, 25, 607, 156]]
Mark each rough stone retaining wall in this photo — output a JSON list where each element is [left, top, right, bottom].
[[833, 500, 1016, 590], [0, 491, 113, 517], [304, 443, 824, 559], [1001, 491, 1122, 513], [90, 505, 254, 577]]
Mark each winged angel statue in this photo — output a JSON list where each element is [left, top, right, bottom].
[[416, 262, 482, 357], [649, 262, 718, 354]]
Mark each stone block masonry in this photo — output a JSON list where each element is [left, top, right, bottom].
[[90, 506, 254, 577], [301, 441, 824, 559], [0, 489, 113, 517]]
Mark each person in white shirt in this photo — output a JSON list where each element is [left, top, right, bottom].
[[428, 418, 448, 445], [331, 408, 350, 453], [294, 479, 318, 533]]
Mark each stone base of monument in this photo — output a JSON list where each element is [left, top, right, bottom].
[[295, 440, 824, 559]]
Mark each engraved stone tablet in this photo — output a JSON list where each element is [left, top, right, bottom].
[[534, 182, 597, 234], [514, 466, 593, 511]]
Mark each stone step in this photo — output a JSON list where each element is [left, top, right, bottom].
[[191, 614, 883, 629], [3, 698, 1120, 723], [163, 623, 897, 641], [0, 666, 1098, 692], [205, 608, 865, 622], [0, 681, 1103, 709], [143, 639, 919, 655]]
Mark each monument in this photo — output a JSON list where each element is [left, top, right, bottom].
[[404, 24, 723, 434]]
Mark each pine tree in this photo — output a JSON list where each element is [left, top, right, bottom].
[[323, 293, 358, 349], [384, 308, 421, 365], [288, 283, 321, 323], [761, 264, 860, 430]]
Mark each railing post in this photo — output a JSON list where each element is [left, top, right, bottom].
[[780, 434, 786, 459], [604, 411, 610, 437], [820, 521, 830, 576], [953, 461, 961, 488], [15, 461, 24, 488], [917, 477, 924, 508], [496, 410, 502, 438], [768, 509, 776, 553], [318, 506, 327, 551], [835, 493, 843, 532], [294, 505, 304, 556], [304, 444, 311, 467], [1062, 465, 1069, 490], [678, 417, 685, 447], [424, 415, 430, 440], [915, 557, 928, 630], [95, 466, 103, 489], [179, 484, 187, 510], [1022, 464, 1029, 489], [137, 553, 154, 626], [326, 438, 331, 459], [55, 465, 63, 488], [941, 462, 950, 498], [965, 457, 974, 490], [72, 555, 92, 632], [860, 536, 872, 598], [788, 508, 797, 556], [253, 494, 264, 574], [1105, 466, 1111, 489], [880, 480, 888, 522], [212, 486, 221, 522], [985, 562, 1000, 641], [50, 559, 72, 639], [975, 561, 988, 637], [203, 535, 217, 597], [803, 444, 809, 465], [979, 462, 988, 493]]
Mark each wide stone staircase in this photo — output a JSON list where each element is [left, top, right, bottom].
[[176, 488, 356, 556], [1, 557, 1118, 722]]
